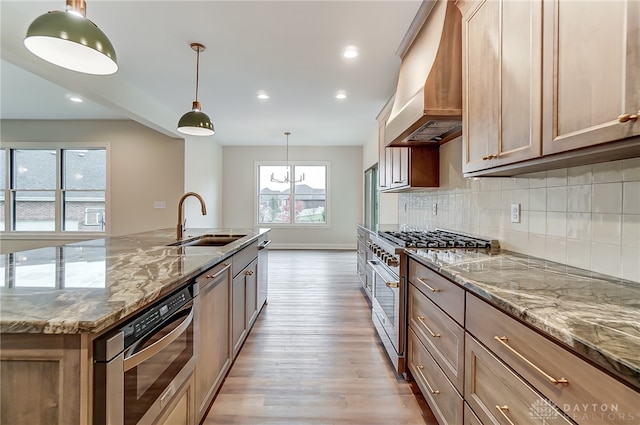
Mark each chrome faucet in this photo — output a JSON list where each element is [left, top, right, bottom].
[[177, 192, 207, 240]]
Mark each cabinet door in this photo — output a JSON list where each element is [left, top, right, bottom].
[[543, 0, 640, 154], [460, 0, 542, 174], [231, 272, 247, 358], [390, 147, 409, 189], [245, 259, 258, 329], [156, 374, 195, 425], [195, 263, 231, 423], [378, 120, 390, 190]]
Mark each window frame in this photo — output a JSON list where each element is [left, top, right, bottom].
[[255, 160, 330, 227], [0, 142, 110, 238]]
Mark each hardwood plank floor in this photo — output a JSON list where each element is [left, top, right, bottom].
[[203, 250, 436, 425]]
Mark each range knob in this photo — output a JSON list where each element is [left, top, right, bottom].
[[387, 257, 399, 267]]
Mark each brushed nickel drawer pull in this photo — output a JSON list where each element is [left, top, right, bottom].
[[416, 277, 440, 292], [495, 405, 515, 425], [417, 316, 441, 338], [494, 336, 569, 385], [416, 366, 440, 394]]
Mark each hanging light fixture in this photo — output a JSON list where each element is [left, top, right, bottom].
[[24, 0, 117, 75], [177, 42, 215, 136], [271, 132, 305, 184]]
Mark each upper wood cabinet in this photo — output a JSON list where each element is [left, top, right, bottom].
[[542, 0, 640, 154], [458, 0, 640, 177], [459, 0, 543, 174]]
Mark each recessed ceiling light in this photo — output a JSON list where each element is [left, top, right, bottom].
[[343, 45, 358, 59], [257, 90, 270, 100], [336, 90, 347, 100], [69, 96, 83, 103]]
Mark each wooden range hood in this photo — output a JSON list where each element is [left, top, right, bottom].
[[385, 0, 462, 147]]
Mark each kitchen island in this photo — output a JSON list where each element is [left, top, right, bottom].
[[0, 227, 270, 425]]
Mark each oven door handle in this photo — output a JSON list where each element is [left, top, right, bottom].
[[367, 260, 399, 288], [123, 305, 194, 372]]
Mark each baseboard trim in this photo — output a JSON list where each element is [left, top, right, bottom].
[[269, 243, 355, 250]]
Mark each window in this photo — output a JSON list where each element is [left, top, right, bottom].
[[257, 164, 327, 225], [1, 147, 107, 233]]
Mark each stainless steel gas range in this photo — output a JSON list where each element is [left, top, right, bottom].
[[367, 229, 499, 375]]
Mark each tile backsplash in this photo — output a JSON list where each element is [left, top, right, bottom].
[[397, 142, 640, 282]]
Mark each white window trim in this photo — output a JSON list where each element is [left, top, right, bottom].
[[254, 160, 330, 228], [0, 142, 111, 238]]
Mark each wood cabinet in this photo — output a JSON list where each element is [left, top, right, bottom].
[[459, 0, 543, 174], [458, 0, 640, 177], [356, 227, 372, 300], [542, 0, 640, 155], [382, 146, 440, 192], [194, 262, 232, 424], [156, 373, 195, 425], [231, 242, 259, 358], [378, 119, 392, 191], [0, 334, 88, 425]]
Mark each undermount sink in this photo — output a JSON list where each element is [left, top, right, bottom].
[[169, 234, 246, 247]]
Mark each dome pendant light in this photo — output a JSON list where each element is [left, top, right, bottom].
[[177, 43, 215, 136], [24, 0, 118, 75]]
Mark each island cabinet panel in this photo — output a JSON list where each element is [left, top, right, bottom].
[[155, 373, 195, 425], [465, 333, 573, 425], [466, 294, 640, 425], [194, 261, 232, 424], [231, 271, 247, 358], [0, 334, 87, 425], [463, 403, 482, 425], [408, 259, 465, 325], [245, 259, 258, 329], [542, 0, 640, 155]]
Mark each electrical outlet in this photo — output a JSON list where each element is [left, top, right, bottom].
[[433, 203, 437, 216], [510, 203, 520, 223]]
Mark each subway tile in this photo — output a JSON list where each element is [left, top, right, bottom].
[[528, 172, 547, 188], [530, 188, 547, 211], [566, 239, 591, 271], [567, 213, 592, 240], [591, 242, 622, 278], [547, 187, 567, 212], [567, 185, 592, 212], [501, 229, 529, 253], [623, 157, 640, 181], [623, 181, 640, 214], [622, 215, 640, 248], [527, 233, 547, 258], [545, 236, 567, 263], [547, 169, 568, 187], [567, 164, 593, 185], [621, 247, 640, 282], [546, 212, 567, 237], [591, 213, 622, 245], [529, 211, 546, 235], [593, 160, 624, 183], [592, 182, 622, 214]]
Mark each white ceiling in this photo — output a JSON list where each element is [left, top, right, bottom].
[[0, 0, 423, 146]]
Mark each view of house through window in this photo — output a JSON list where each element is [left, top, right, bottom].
[[3, 148, 107, 232], [258, 164, 327, 224]]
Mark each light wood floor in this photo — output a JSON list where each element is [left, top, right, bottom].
[[203, 250, 436, 425]]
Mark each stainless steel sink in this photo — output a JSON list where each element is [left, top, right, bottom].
[[168, 234, 246, 247]]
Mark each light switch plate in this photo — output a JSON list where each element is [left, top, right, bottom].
[[511, 203, 520, 223]]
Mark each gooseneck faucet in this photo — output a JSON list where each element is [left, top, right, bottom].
[[177, 192, 207, 240]]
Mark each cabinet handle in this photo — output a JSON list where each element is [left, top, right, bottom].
[[416, 277, 440, 292], [482, 154, 498, 160], [205, 263, 231, 279], [495, 405, 516, 425], [417, 316, 441, 338], [618, 112, 639, 123], [416, 366, 440, 394], [245, 270, 254, 276], [494, 336, 569, 385], [393, 180, 406, 184]]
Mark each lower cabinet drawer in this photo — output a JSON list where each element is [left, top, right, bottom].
[[465, 333, 573, 425], [464, 403, 482, 425], [408, 328, 463, 425], [409, 284, 464, 393], [409, 258, 465, 325], [466, 294, 640, 424]]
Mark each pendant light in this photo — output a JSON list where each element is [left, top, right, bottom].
[[177, 43, 215, 136], [24, 0, 117, 75], [271, 132, 305, 184]]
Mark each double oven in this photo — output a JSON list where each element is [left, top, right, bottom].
[[94, 282, 198, 425], [367, 229, 498, 376]]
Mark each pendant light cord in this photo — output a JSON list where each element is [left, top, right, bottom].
[[195, 46, 200, 104]]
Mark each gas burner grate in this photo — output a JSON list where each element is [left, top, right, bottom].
[[379, 229, 499, 253]]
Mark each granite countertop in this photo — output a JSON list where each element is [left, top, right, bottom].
[[0, 227, 270, 335], [406, 248, 640, 390]]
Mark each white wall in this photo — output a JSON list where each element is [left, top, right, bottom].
[[184, 137, 223, 229], [398, 138, 640, 282], [0, 120, 186, 252], [222, 145, 362, 249]]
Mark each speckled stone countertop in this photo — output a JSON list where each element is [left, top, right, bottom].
[[406, 248, 640, 390], [0, 227, 269, 335]]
